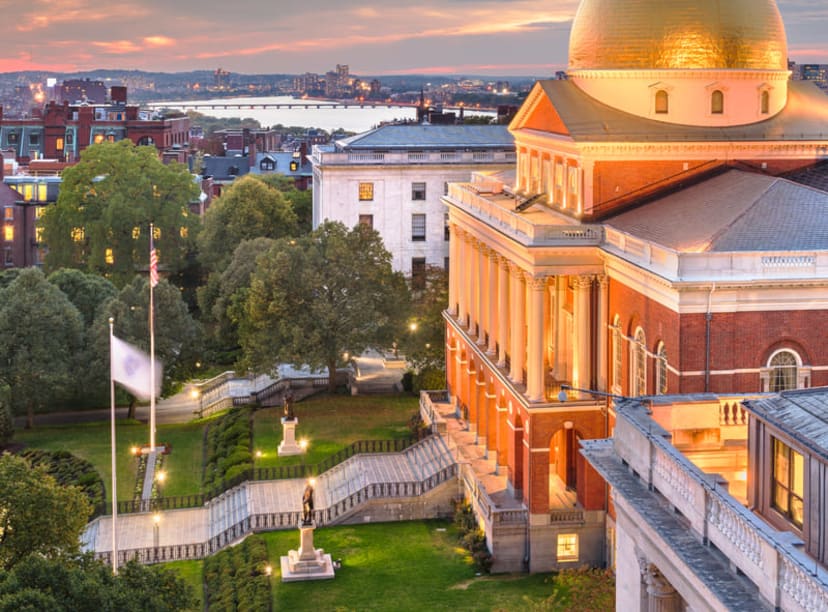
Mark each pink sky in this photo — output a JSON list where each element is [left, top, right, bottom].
[[0, 1, 825, 76]]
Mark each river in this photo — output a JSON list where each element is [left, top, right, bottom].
[[152, 95, 495, 134]]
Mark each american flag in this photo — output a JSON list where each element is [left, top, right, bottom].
[[149, 234, 159, 288]]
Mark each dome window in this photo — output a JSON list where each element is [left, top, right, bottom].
[[655, 90, 669, 114], [761, 90, 770, 115], [711, 90, 724, 114]]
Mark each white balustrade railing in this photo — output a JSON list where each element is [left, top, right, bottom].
[[616, 405, 828, 611], [313, 149, 515, 166]]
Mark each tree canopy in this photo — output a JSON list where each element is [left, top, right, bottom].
[[197, 174, 298, 274], [0, 453, 91, 570], [0, 268, 84, 428], [241, 221, 409, 390], [47, 268, 118, 328], [40, 140, 199, 287]]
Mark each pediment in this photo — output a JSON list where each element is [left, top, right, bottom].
[[509, 81, 571, 137]]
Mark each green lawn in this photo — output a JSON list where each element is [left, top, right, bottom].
[[172, 520, 556, 612], [252, 394, 418, 468]]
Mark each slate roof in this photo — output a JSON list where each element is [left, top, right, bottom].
[[531, 79, 828, 143], [605, 170, 828, 252], [335, 124, 514, 150], [744, 388, 828, 462]]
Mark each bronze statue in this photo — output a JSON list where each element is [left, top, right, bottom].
[[283, 389, 295, 420], [302, 482, 314, 524]]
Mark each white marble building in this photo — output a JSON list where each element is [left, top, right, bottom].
[[310, 124, 514, 276]]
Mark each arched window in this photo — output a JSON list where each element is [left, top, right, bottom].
[[761, 90, 770, 115], [631, 328, 646, 397], [655, 90, 669, 114], [612, 316, 623, 392], [711, 90, 724, 114], [656, 342, 668, 395], [769, 350, 798, 392]]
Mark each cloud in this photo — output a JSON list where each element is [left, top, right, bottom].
[[144, 36, 175, 48]]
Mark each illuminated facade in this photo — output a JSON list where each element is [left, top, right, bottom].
[[444, 0, 828, 574]]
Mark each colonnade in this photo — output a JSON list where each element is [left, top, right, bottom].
[[448, 225, 608, 403]]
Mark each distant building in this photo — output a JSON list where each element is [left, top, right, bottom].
[[310, 124, 515, 277], [58, 78, 107, 104]]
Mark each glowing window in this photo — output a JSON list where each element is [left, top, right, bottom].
[[94, 134, 105, 144], [711, 90, 724, 114], [3, 225, 13, 242], [132, 227, 141, 239], [105, 248, 114, 264], [557, 533, 578, 561], [656, 342, 668, 395], [358, 182, 374, 201], [22, 184, 33, 202], [769, 350, 798, 392], [152, 226, 161, 240], [631, 328, 646, 396], [3, 207, 12, 221], [71, 227, 85, 242], [772, 438, 804, 528], [179, 226, 188, 238], [37, 184, 47, 201], [56, 137, 64, 151], [655, 90, 669, 114], [35, 227, 44, 243], [35, 206, 45, 219]]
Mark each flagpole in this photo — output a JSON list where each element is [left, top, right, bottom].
[[108, 317, 119, 575], [149, 223, 157, 452]]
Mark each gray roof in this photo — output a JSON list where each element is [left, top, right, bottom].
[[532, 79, 828, 143], [744, 388, 828, 461], [336, 124, 514, 150], [605, 170, 828, 252]]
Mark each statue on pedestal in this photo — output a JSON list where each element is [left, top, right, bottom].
[[302, 482, 314, 524], [283, 389, 295, 420]]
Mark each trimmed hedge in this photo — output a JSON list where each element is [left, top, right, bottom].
[[203, 408, 253, 493], [203, 534, 271, 612], [19, 448, 105, 509]]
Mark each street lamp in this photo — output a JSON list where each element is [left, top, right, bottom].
[[152, 513, 161, 560]]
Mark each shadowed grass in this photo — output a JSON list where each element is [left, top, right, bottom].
[[171, 520, 555, 612], [252, 393, 418, 468]]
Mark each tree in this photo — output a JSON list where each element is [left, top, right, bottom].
[[260, 174, 313, 234], [0, 554, 196, 612], [0, 453, 91, 570], [398, 265, 448, 379], [90, 276, 203, 417], [0, 385, 12, 448], [47, 268, 118, 328], [40, 140, 199, 287], [0, 268, 84, 428], [241, 221, 410, 391], [197, 174, 298, 275]]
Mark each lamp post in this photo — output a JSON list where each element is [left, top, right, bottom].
[[152, 512, 161, 561]]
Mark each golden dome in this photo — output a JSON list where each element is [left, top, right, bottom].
[[569, 0, 788, 71]]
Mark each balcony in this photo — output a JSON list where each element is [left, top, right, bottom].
[[312, 149, 516, 166]]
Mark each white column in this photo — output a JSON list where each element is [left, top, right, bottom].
[[487, 252, 498, 355], [573, 275, 592, 390], [510, 266, 526, 385], [468, 238, 479, 333], [457, 230, 468, 326], [476, 244, 487, 344], [497, 258, 510, 368], [527, 276, 546, 402], [448, 223, 459, 316], [596, 274, 608, 392]]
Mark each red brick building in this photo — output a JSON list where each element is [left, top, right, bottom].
[[444, 0, 828, 571]]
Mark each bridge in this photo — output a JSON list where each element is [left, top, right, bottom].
[[146, 100, 496, 113]]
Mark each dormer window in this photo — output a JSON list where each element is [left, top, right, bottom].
[[655, 90, 669, 114], [711, 90, 724, 114]]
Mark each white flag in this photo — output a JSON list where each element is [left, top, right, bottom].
[[110, 335, 162, 400]]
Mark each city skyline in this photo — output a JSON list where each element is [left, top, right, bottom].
[[0, 1, 826, 77]]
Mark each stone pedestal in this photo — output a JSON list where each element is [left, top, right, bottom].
[[280, 521, 335, 582], [278, 417, 305, 456]]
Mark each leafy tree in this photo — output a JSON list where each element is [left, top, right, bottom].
[[197, 174, 298, 275], [0, 385, 12, 447], [200, 237, 275, 359], [40, 140, 199, 287], [47, 268, 118, 328], [0, 554, 196, 612], [0, 453, 91, 570], [90, 276, 203, 417], [260, 174, 313, 234], [0, 268, 84, 428], [241, 221, 409, 391], [399, 265, 448, 376]]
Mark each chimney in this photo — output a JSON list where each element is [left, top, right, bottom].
[[0, 152, 4, 180]]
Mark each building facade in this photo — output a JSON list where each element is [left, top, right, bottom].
[[443, 0, 828, 573], [311, 124, 515, 276]]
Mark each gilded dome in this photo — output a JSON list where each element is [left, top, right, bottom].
[[568, 0, 788, 71]]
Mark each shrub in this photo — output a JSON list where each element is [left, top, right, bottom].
[[204, 535, 271, 612], [0, 383, 12, 446], [452, 499, 493, 573], [18, 448, 104, 509], [203, 408, 253, 492]]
